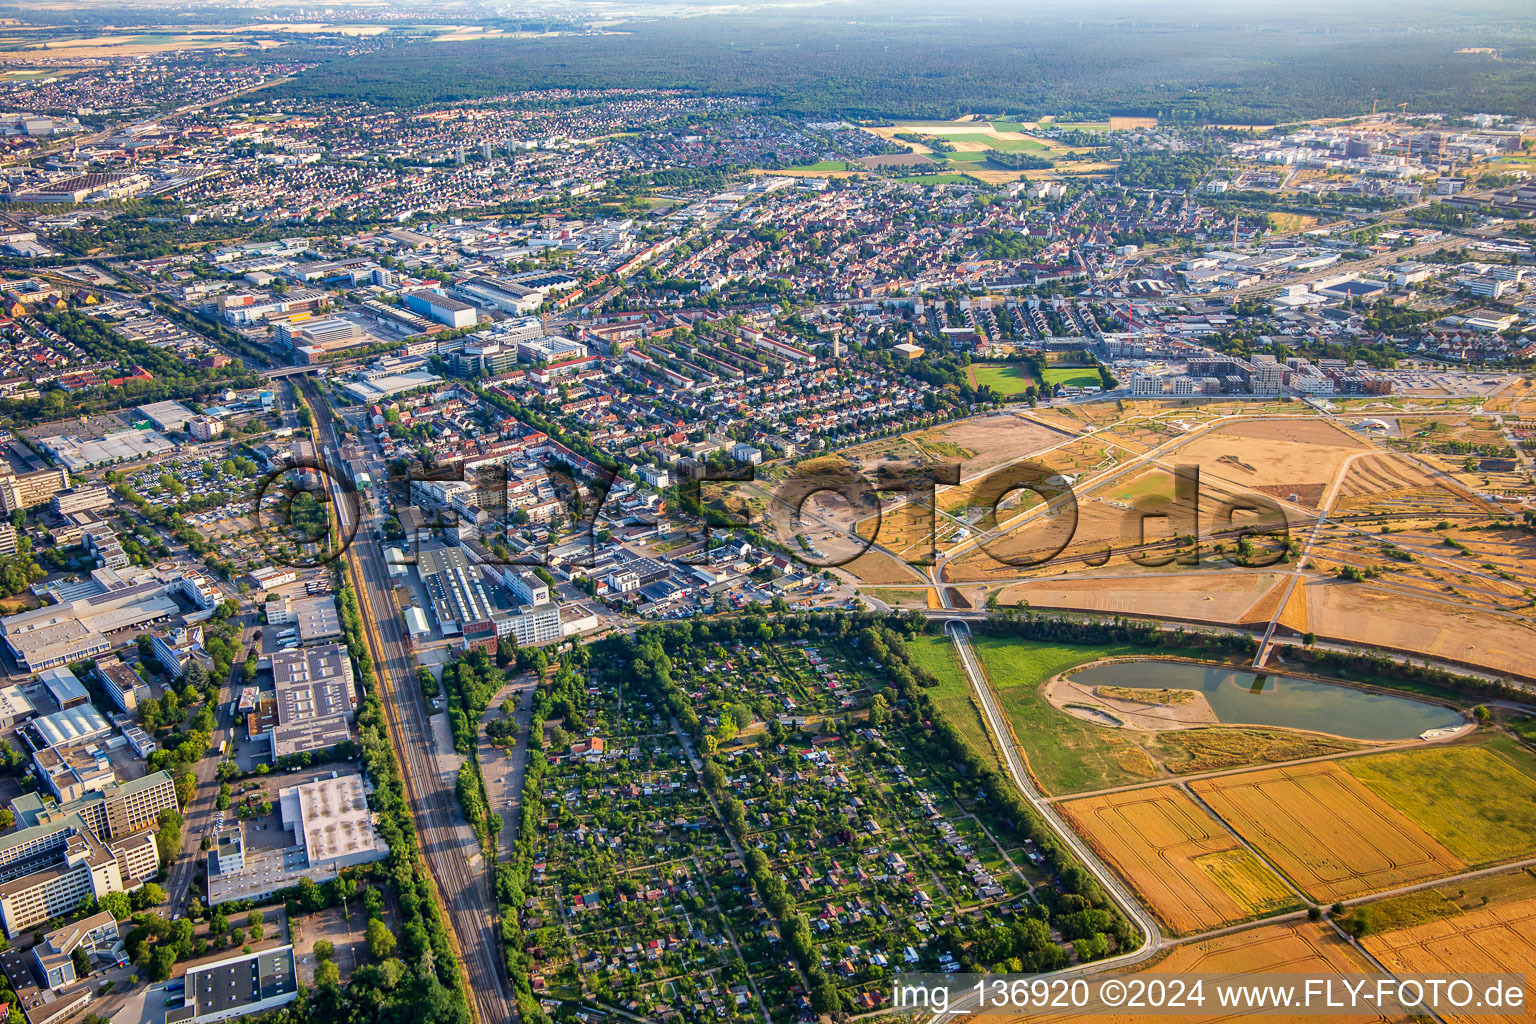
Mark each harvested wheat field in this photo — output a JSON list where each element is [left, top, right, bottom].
[[1191, 762, 1466, 902], [1304, 581, 1536, 679], [1004, 921, 1406, 1024], [997, 571, 1287, 624], [1363, 900, 1536, 1024], [1062, 787, 1298, 933]]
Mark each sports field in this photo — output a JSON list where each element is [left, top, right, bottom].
[[1042, 366, 1102, 388], [967, 361, 1039, 395], [1062, 786, 1298, 934], [1342, 739, 1536, 865], [1191, 761, 1466, 901]]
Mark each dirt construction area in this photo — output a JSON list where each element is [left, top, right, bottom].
[[1190, 761, 1466, 902], [1061, 786, 1298, 934]]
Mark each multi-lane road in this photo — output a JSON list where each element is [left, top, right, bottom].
[[303, 381, 514, 1024]]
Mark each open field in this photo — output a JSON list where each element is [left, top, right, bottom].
[[1341, 738, 1536, 865], [907, 633, 1006, 773], [1062, 786, 1299, 934], [906, 412, 1065, 477], [971, 637, 1155, 794], [1152, 727, 1361, 774], [1191, 761, 1466, 901], [1358, 873, 1536, 1024], [1169, 417, 1367, 504], [996, 572, 1288, 627], [1042, 366, 1103, 389], [1005, 920, 1401, 1024], [1303, 581, 1536, 678]]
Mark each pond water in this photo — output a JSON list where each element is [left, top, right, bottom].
[[1066, 660, 1464, 741]]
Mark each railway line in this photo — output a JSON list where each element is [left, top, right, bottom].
[[301, 381, 515, 1024]]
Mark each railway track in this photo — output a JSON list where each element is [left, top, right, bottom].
[[302, 382, 515, 1024]]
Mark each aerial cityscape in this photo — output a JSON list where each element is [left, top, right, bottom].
[[0, 1, 1529, 1023]]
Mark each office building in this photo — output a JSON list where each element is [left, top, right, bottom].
[[167, 946, 298, 1024], [0, 468, 68, 514], [91, 658, 145, 714], [151, 624, 210, 680], [49, 486, 111, 517], [29, 912, 119, 991]]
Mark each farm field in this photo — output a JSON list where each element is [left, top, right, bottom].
[[1006, 920, 1403, 1024], [1190, 761, 1466, 901], [1356, 873, 1536, 1024], [1061, 786, 1299, 934], [1341, 739, 1536, 865]]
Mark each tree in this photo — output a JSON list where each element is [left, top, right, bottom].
[[315, 959, 340, 989], [313, 939, 335, 963], [70, 947, 90, 979], [99, 892, 131, 920], [131, 883, 166, 910], [1473, 705, 1491, 722], [366, 916, 397, 960]]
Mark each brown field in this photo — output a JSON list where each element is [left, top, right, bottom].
[[1304, 581, 1536, 679], [1191, 762, 1466, 902], [1171, 418, 1367, 504], [1062, 787, 1298, 933], [859, 152, 934, 168], [1004, 921, 1405, 1024], [996, 570, 1287, 624], [1363, 900, 1536, 1024], [838, 547, 927, 586], [917, 413, 1070, 477]]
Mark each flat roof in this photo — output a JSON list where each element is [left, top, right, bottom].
[[186, 945, 297, 1018], [271, 644, 353, 725], [280, 774, 380, 866]]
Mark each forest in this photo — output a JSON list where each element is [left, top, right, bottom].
[[270, 0, 1536, 123]]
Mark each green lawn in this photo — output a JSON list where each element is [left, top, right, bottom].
[[968, 636, 1152, 795], [908, 634, 1006, 773], [786, 159, 853, 172], [1342, 735, 1536, 865], [990, 120, 1029, 133], [1043, 366, 1103, 388], [968, 361, 1039, 395], [943, 151, 989, 163]]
